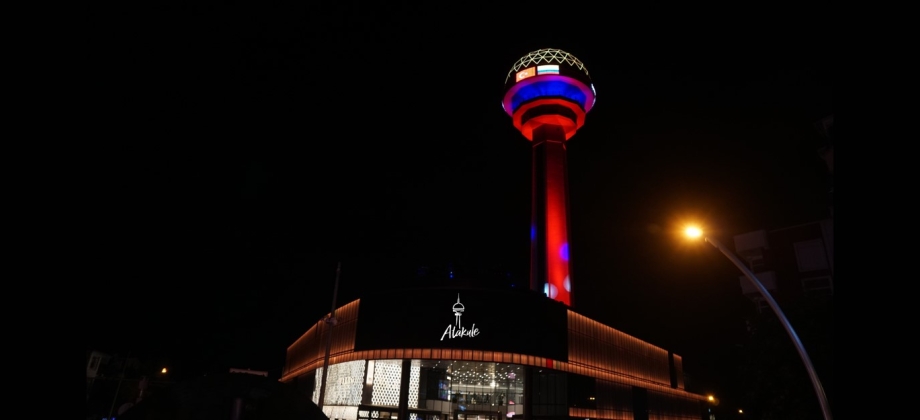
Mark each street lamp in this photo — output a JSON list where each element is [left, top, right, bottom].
[[684, 226, 832, 420]]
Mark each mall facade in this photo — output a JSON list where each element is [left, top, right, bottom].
[[280, 286, 708, 420]]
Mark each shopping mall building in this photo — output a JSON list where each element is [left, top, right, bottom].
[[280, 49, 709, 420], [280, 286, 708, 420]]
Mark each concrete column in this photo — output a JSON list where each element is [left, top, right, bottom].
[[523, 366, 533, 420], [398, 359, 411, 420]]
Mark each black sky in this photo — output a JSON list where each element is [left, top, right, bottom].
[[91, 1, 832, 409]]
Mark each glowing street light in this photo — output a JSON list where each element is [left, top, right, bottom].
[[685, 226, 703, 239], [684, 225, 832, 420]]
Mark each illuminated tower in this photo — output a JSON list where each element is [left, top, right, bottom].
[[502, 48, 596, 307]]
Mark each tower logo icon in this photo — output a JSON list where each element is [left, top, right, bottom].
[[440, 294, 480, 341], [452, 294, 464, 328]]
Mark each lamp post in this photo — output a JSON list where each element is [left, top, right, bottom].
[[684, 227, 832, 420], [107, 352, 131, 420]]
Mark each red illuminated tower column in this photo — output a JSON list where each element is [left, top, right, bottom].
[[502, 49, 596, 307]]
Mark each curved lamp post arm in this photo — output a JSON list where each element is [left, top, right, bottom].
[[705, 236, 832, 420]]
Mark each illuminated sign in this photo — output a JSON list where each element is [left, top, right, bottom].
[[353, 288, 568, 360], [515, 67, 535, 82], [440, 294, 480, 340], [536, 64, 559, 75]]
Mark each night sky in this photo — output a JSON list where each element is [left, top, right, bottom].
[[91, 2, 832, 412]]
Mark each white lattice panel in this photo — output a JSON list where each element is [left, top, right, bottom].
[[371, 360, 402, 407], [324, 360, 366, 406], [408, 359, 420, 408], [313, 367, 323, 404], [323, 405, 358, 420]]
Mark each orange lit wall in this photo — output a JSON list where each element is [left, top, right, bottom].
[[282, 299, 360, 379], [282, 302, 700, 400], [566, 311, 673, 386], [672, 354, 685, 390]]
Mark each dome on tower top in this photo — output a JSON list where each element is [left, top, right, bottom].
[[504, 48, 591, 85], [501, 48, 596, 140]]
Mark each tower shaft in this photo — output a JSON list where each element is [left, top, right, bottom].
[[530, 124, 572, 306]]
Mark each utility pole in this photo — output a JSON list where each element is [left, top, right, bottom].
[[107, 352, 130, 419], [317, 262, 341, 412]]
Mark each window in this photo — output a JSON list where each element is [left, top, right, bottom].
[[750, 297, 770, 314], [747, 255, 766, 271], [802, 276, 833, 297], [794, 240, 829, 272]]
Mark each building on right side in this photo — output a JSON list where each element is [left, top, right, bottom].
[[727, 113, 834, 419], [729, 218, 834, 419], [731, 218, 833, 313]]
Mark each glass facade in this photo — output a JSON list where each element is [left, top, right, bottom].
[[313, 359, 526, 420], [429, 361, 525, 419]]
